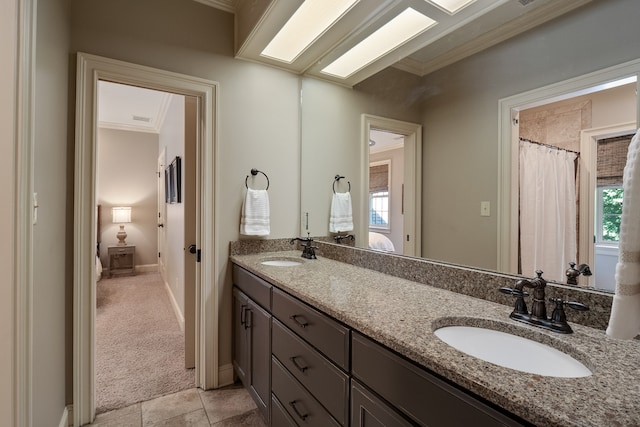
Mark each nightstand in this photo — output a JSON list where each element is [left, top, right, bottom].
[[107, 245, 136, 277]]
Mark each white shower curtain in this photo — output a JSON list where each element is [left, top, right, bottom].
[[519, 141, 578, 282]]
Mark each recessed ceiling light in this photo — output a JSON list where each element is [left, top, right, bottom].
[[261, 0, 359, 64], [321, 8, 436, 79], [428, 0, 475, 14]]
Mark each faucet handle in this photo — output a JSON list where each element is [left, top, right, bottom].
[[499, 287, 529, 298], [549, 297, 589, 323]]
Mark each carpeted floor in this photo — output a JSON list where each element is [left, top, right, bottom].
[[96, 272, 195, 414]]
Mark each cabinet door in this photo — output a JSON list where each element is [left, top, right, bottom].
[[233, 288, 249, 385], [351, 380, 413, 427], [247, 298, 271, 421]]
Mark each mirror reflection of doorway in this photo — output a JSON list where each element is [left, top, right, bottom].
[[369, 129, 405, 254], [514, 79, 637, 285]]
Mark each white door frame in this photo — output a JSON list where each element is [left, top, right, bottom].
[[361, 114, 422, 256], [579, 122, 637, 286], [497, 58, 640, 274], [74, 53, 219, 426]]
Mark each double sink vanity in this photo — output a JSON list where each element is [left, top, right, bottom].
[[230, 240, 640, 426]]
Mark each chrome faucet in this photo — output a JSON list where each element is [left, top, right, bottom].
[[290, 234, 317, 259], [334, 234, 355, 244], [565, 262, 592, 285], [500, 270, 589, 333]]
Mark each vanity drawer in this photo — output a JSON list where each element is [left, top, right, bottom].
[[272, 394, 298, 427], [272, 319, 349, 425], [272, 287, 349, 370], [272, 356, 341, 427], [233, 264, 272, 310], [352, 333, 526, 427]]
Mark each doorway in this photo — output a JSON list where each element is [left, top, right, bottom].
[[497, 59, 640, 280], [94, 80, 197, 412], [73, 53, 219, 426], [361, 114, 422, 257]]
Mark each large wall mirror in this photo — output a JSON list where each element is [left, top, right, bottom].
[[300, 0, 640, 292]]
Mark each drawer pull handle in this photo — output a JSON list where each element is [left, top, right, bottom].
[[288, 400, 309, 421], [289, 356, 308, 373], [289, 314, 309, 329], [240, 305, 248, 326]]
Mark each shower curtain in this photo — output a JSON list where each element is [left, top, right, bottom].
[[519, 141, 578, 282]]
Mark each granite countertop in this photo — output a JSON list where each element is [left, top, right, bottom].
[[231, 251, 640, 427]]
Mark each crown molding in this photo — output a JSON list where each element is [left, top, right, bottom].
[[193, 0, 235, 14]]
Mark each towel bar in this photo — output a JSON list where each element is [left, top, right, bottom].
[[246, 168, 270, 190], [333, 174, 351, 193]]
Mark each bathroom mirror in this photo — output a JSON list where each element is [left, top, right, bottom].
[[299, 0, 640, 291]]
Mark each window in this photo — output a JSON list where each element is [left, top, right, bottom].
[[369, 191, 389, 228], [596, 186, 623, 244], [369, 160, 390, 229]]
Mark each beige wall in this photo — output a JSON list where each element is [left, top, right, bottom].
[[71, 0, 301, 371], [418, 0, 640, 269], [0, 0, 17, 424], [33, 0, 71, 423], [97, 128, 160, 267], [159, 95, 185, 313]]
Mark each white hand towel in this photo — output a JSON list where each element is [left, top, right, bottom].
[[240, 188, 270, 236], [606, 129, 640, 339], [330, 192, 353, 233]]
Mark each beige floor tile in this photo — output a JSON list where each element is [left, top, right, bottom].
[[89, 403, 141, 427], [142, 389, 203, 426], [210, 409, 267, 427], [199, 386, 257, 424], [147, 408, 210, 427]]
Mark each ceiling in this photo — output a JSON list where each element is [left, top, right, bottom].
[[196, 0, 591, 87], [98, 81, 174, 133]]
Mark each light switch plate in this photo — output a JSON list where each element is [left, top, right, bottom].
[[480, 201, 490, 217]]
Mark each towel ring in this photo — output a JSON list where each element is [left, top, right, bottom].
[[245, 168, 270, 190], [333, 174, 350, 193]]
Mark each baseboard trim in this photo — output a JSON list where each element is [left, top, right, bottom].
[[164, 280, 185, 332], [218, 363, 235, 387], [58, 406, 69, 427], [136, 263, 158, 273]]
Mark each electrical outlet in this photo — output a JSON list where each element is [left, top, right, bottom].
[[480, 201, 490, 217]]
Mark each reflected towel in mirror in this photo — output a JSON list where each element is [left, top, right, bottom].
[[330, 192, 353, 233], [240, 188, 270, 236], [607, 129, 640, 340]]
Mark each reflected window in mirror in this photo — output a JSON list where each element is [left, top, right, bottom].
[[596, 186, 623, 244], [369, 160, 391, 230]]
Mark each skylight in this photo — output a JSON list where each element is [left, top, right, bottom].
[[321, 8, 436, 79], [428, 0, 475, 14], [261, 0, 359, 64]]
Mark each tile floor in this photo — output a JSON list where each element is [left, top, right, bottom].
[[87, 384, 268, 427]]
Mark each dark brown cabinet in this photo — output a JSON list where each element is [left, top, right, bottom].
[[232, 263, 528, 427]]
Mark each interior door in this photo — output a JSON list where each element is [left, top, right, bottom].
[[157, 148, 167, 281], [183, 96, 197, 368]]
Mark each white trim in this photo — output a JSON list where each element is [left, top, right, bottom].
[[14, 0, 36, 425], [74, 53, 219, 426], [193, 0, 235, 14], [164, 280, 185, 333], [579, 122, 636, 286], [217, 363, 235, 388], [135, 263, 159, 273], [57, 407, 68, 427], [497, 58, 640, 274], [361, 114, 421, 257]]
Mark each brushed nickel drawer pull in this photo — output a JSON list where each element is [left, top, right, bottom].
[[289, 314, 309, 328], [288, 400, 309, 421], [289, 356, 308, 373]]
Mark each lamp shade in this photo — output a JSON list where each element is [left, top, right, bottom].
[[112, 207, 132, 223]]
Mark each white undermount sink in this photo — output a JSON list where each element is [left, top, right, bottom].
[[434, 326, 592, 378], [260, 259, 302, 267]]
